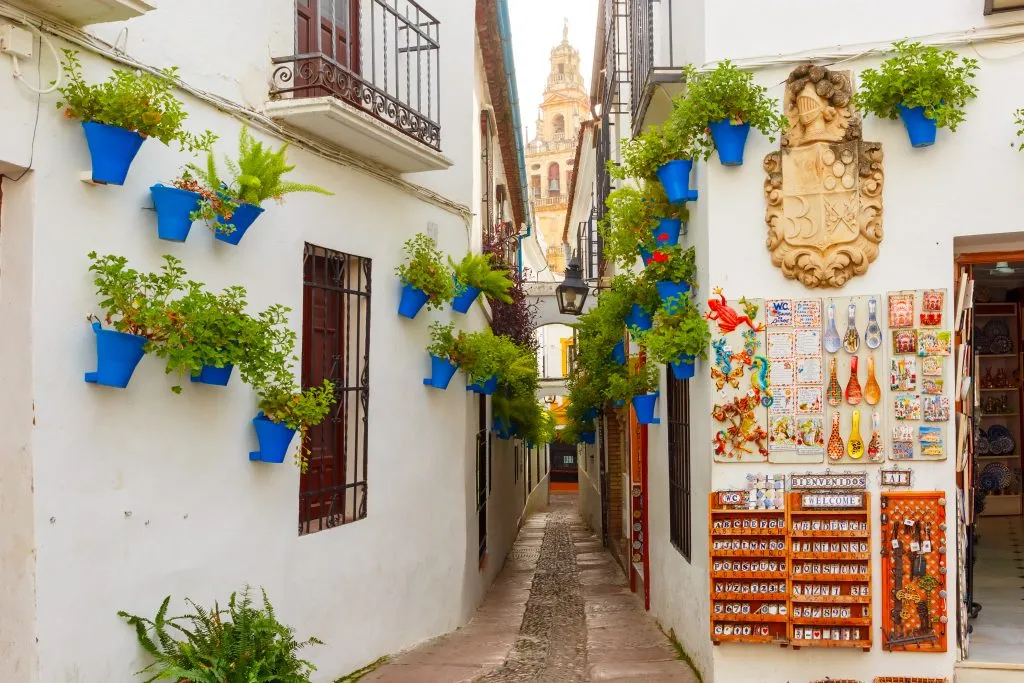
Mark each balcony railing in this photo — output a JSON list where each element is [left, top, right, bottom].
[[629, 0, 683, 131], [526, 138, 576, 154], [533, 195, 567, 208], [271, 0, 442, 151]]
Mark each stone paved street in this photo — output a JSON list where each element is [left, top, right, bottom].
[[362, 495, 699, 683]]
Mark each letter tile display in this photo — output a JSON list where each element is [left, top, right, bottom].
[[708, 290, 769, 462], [766, 298, 826, 463], [825, 295, 887, 464], [886, 290, 950, 460]]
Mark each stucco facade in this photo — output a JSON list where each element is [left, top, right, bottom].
[[0, 1, 544, 681]]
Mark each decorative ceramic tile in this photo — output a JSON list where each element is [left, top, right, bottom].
[[766, 297, 823, 464]]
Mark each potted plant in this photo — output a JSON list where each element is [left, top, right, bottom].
[[616, 274, 660, 333], [455, 329, 503, 394], [641, 245, 697, 305], [600, 182, 688, 270], [118, 587, 322, 682], [187, 127, 332, 244], [854, 41, 979, 147], [424, 322, 460, 390], [84, 252, 189, 388], [251, 377, 334, 467], [608, 361, 661, 425], [449, 252, 514, 314], [612, 124, 698, 205], [673, 61, 787, 166], [396, 234, 456, 318], [56, 50, 215, 185], [641, 295, 711, 380], [149, 169, 236, 242]]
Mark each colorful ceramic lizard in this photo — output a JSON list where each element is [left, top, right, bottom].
[[706, 287, 764, 333], [751, 356, 773, 407], [712, 338, 732, 373]]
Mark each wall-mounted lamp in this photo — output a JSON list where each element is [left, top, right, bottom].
[[555, 256, 589, 315]]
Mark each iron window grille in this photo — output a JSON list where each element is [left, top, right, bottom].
[[299, 243, 371, 535], [666, 372, 692, 560], [273, 0, 441, 151]]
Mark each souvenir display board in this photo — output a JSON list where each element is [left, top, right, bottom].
[[709, 489, 789, 645], [886, 290, 951, 461], [765, 298, 826, 463], [787, 491, 872, 651], [709, 290, 769, 463], [879, 492, 949, 652], [823, 295, 886, 465]]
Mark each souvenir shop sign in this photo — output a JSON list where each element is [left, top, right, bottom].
[[880, 466, 913, 488], [800, 492, 865, 509], [715, 490, 749, 509], [790, 471, 868, 491]]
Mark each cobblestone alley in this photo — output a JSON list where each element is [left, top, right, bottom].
[[362, 494, 699, 683]]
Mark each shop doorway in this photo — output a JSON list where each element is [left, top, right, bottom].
[[955, 247, 1024, 668]]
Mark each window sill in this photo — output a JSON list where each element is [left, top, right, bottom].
[[263, 96, 453, 174], [17, 0, 155, 25]]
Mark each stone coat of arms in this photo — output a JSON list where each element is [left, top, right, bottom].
[[764, 65, 884, 288]]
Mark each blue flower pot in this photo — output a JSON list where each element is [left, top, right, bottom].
[[190, 363, 233, 386], [708, 119, 751, 166], [639, 246, 654, 266], [214, 202, 264, 245], [583, 407, 599, 422], [452, 279, 481, 314], [82, 122, 145, 185], [84, 321, 148, 388], [632, 392, 661, 425], [613, 399, 626, 407], [424, 354, 459, 390], [656, 280, 692, 304], [580, 431, 596, 445], [611, 340, 627, 365], [398, 282, 430, 318], [150, 184, 201, 242], [656, 159, 698, 205], [670, 355, 696, 380], [467, 374, 499, 395], [652, 218, 682, 247], [625, 303, 653, 333], [249, 413, 296, 464], [898, 105, 937, 148]]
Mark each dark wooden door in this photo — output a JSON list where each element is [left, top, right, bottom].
[[297, 0, 360, 70]]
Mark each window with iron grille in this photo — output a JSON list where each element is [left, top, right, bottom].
[[299, 243, 371, 535], [667, 373, 692, 560]]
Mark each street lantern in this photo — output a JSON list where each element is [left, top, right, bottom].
[[556, 256, 589, 315]]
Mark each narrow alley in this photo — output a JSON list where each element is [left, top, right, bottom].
[[363, 495, 699, 683]]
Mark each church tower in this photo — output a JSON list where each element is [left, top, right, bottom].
[[525, 20, 591, 274]]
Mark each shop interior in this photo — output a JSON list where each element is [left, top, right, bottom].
[[962, 257, 1024, 664]]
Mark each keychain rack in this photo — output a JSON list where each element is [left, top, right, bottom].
[[879, 491, 949, 653]]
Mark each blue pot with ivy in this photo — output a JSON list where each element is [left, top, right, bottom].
[[632, 392, 660, 425], [652, 218, 682, 247], [625, 304, 653, 333], [398, 282, 430, 318], [708, 119, 751, 166], [214, 203, 264, 245], [467, 375, 498, 395], [424, 354, 459, 390], [898, 105, 937, 148], [655, 159, 699, 205], [670, 355, 696, 380], [82, 122, 146, 185], [190, 363, 233, 386], [655, 280, 691, 304], [150, 184, 201, 242], [83, 321, 148, 388], [248, 413, 295, 464], [611, 340, 627, 365], [451, 278, 482, 314]]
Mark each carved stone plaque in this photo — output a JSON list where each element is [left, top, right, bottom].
[[764, 65, 884, 288]]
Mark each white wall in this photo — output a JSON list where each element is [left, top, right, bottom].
[[536, 323, 573, 380], [0, 1, 536, 680]]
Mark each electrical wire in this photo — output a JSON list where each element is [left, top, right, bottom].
[[6, 16, 61, 94]]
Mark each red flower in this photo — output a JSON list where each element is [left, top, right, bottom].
[[651, 251, 669, 263], [656, 233, 668, 242]]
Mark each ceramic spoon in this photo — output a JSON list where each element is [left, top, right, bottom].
[[827, 411, 845, 462], [827, 357, 842, 407], [864, 298, 882, 349], [864, 354, 881, 405], [824, 303, 841, 354], [867, 412, 883, 461], [846, 410, 865, 459], [845, 356, 862, 405], [843, 303, 860, 353]]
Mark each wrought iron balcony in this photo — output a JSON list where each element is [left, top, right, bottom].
[[267, 0, 447, 172], [629, 0, 686, 135]]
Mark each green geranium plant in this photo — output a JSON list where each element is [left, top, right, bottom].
[[454, 330, 521, 385], [613, 273, 661, 317], [449, 252, 514, 302], [610, 122, 697, 181], [641, 245, 697, 286], [854, 41, 979, 132], [607, 360, 660, 404], [396, 234, 456, 310], [427, 321, 458, 360], [641, 295, 711, 366], [119, 586, 321, 683], [600, 182, 688, 269], [87, 252, 188, 343], [57, 50, 215, 153], [671, 61, 787, 160]]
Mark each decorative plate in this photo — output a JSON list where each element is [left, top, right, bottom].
[[982, 461, 1012, 489], [990, 335, 1013, 355], [984, 319, 1011, 339]]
